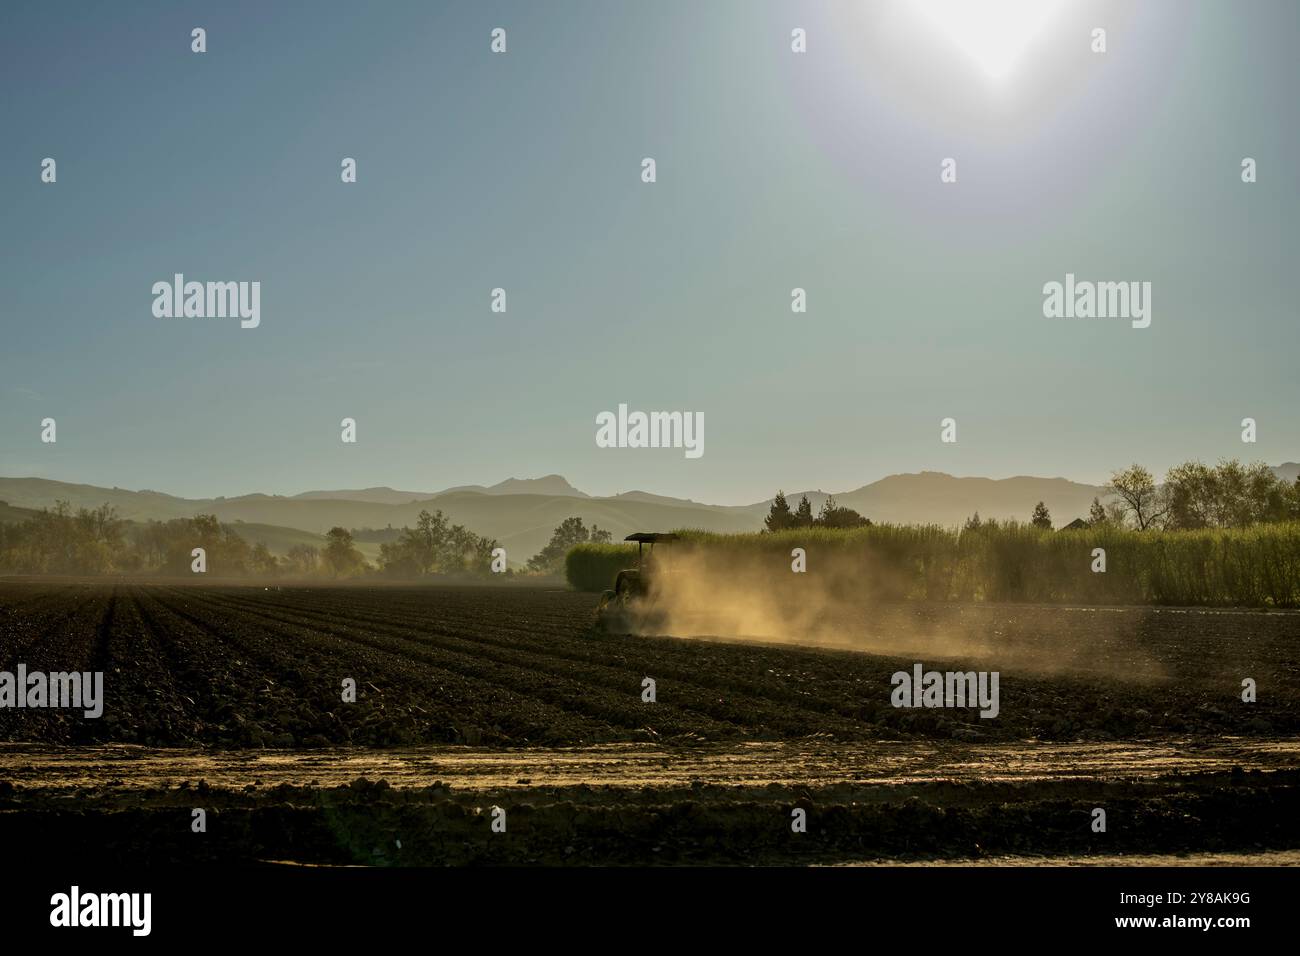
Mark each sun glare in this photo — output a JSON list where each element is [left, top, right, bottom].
[[913, 0, 1066, 80]]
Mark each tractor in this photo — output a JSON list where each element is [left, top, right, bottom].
[[594, 532, 679, 632]]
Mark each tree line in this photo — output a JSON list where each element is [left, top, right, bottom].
[[764, 459, 1300, 534], [0, 502, 502, 578], [0, 503, 284, 576], [3, 458, 1296, 577], [1104, 459, 1300, 531], [763, 492, 871, 531], [0, 500, 615, 579], [1020, 459, 1300, 533]]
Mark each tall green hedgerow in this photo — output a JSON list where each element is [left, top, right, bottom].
[[565, 521, 1300, 607]]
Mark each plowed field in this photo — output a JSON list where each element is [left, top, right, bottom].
[[1, 581, 1297, 864]]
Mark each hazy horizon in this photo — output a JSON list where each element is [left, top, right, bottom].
[[3, 0, 1297, 506], [3, 464, 1116, 504], [4, 460, 1299, 510]]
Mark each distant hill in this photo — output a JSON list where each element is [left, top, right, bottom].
[[0, 478, 198, 521], [292, 474, 588, 505], [731, 476, 1109, 529], [1, 464, 1293, 564], [353, 491, 753, 562], [290, 487, 437, 505], [0, 477, 747, 565], [827, 472, 1107, 528], [220, 520, 358, 559], [436, 475, 589, 498], [609, 490, 711, 506]]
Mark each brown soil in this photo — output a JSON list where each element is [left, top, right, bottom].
[[1, 582, 1296, 865]]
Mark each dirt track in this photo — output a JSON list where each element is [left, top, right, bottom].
[[1, 739, 1296, 866], [2, 738, 1296, 789]]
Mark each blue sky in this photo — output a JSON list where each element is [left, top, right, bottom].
[[1, 0, 1296, 504]]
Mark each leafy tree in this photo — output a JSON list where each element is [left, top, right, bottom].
[[376, 509, 498, 576], [285, 544, 319, 576], [1233, 460, 1289, 526], [132, 513, 251, 574], [248, 542, 279, 576], [1087, 498, 1107, 526], [1163, 459, 1290, 530], [467, 532, 502, 572], [1164, 461, 1215, 529], [793, 495, 814, 528], [8, 501, 126, 574], [323, 527, 366, 577], [1107, 464, 1168, 530], [528, 516, 610, 573], [765, 490, 794, 532], [376, 541, 421, 577], [963, 512, 983, 532], [1030, 501, 1052, 530], [814, 495, 871, 529]]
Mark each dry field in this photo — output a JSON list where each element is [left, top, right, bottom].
[[1, 581, 1297, 864]]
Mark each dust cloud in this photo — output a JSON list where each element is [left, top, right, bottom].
[[632, 548, 1168, 681]]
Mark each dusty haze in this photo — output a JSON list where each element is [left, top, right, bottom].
[[632, 549, 1169, 681]]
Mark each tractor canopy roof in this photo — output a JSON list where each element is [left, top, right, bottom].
[[624, 532, 680, 543]]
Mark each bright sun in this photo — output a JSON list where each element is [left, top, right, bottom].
[[913, 0, 1066, 80]]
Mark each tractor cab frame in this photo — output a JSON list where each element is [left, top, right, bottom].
[[612, 532, 679, 598]]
